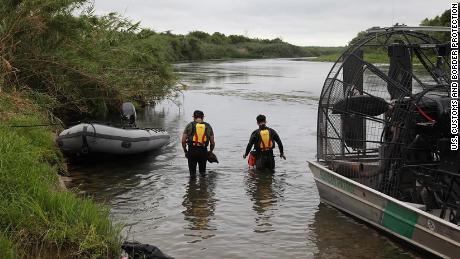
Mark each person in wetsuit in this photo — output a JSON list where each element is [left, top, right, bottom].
[[243, 114, 285, 170], [182, 110, 215, 177]]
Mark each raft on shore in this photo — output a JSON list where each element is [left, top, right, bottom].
[[57, 123, 170, 155]]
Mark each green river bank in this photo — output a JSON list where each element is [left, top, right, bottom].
[[0, 92, 121, 258]]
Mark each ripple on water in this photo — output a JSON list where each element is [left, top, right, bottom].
[[67, 59, 419, 259]]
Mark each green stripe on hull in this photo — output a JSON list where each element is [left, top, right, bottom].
[[381, 201, 419, 239]]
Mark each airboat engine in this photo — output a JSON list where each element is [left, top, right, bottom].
[[121, 102, 137, 127]]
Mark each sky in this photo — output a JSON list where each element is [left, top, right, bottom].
[[92, 0, 451, 46]]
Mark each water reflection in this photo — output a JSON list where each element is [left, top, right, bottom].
[[139, 101, 184, 130], [245, 169, 285, 233], [182, 172, 218, 233], [66, 59, 416, 258], [176, 62, 252, 87], [66, 152, 162, 202], [309, 204, 418, 259]]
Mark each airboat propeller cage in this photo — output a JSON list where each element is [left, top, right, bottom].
[[122, 102, 137, 124], [316, 26, 460, 224], [317, 26, 451, 161]]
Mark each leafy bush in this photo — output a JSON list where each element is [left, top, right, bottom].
[[0, 1, 177, 123]]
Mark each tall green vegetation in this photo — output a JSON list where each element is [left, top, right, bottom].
[[0, 232, 15, 259], [133, 29, 340, 61], [421, 9, 451, 27], [0, 1, 173, 256], [421, 9, 451, 43], [0, 0, 177, 122], [0, 92, 122, 257], [0, 0, 342, 122]]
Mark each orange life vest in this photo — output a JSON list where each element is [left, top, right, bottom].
[[259, 129, 273, 151], [192, 123, 207, 146]]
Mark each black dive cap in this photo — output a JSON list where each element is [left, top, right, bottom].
[[256, 114, 266, 123], [193, 110, 204, 118]]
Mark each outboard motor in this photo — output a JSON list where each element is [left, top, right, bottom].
[[121, 102, 137, 127]]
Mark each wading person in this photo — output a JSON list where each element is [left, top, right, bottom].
[[182, 110, 215, 177], [243, 115, 285, 170]]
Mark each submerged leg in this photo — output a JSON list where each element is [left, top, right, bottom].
[[256, 151, 275, 170], [269, 153, 275, 169], [188, 157, 198, 177], [198, 161, 207, 176]]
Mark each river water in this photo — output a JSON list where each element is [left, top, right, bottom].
[[67, 59, 417, 258]]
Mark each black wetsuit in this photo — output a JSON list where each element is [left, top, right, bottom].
[[244, 125, 284, 170], [187, 146, 208, 175]]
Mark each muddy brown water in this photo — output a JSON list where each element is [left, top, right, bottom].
[[66, 59, 419, 258]]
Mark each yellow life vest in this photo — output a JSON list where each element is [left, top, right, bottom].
[[193, 123, 207, 146], [259, 129, 272, 151]]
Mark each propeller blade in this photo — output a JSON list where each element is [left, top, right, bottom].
[[332, 95, 390, 116]]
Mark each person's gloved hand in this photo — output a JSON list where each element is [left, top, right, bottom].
[[243, 154, 247, 159], [280, 154, 286, 160], [185, 151, 189, 158]]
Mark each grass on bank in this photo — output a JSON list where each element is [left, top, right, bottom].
[[0, 232, 15, 259], [314, 51, 391, 63], [313, 51, 440, 66], [0, 92, 122, 258]]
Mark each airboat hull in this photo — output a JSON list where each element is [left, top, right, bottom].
[[57, 123, 170, 155], [308, 161, 460, 258]]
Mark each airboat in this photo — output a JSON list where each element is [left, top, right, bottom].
[[308, 25, 460, 258]]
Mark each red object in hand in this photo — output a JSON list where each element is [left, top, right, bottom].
[[248, 152, 256, 167]]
